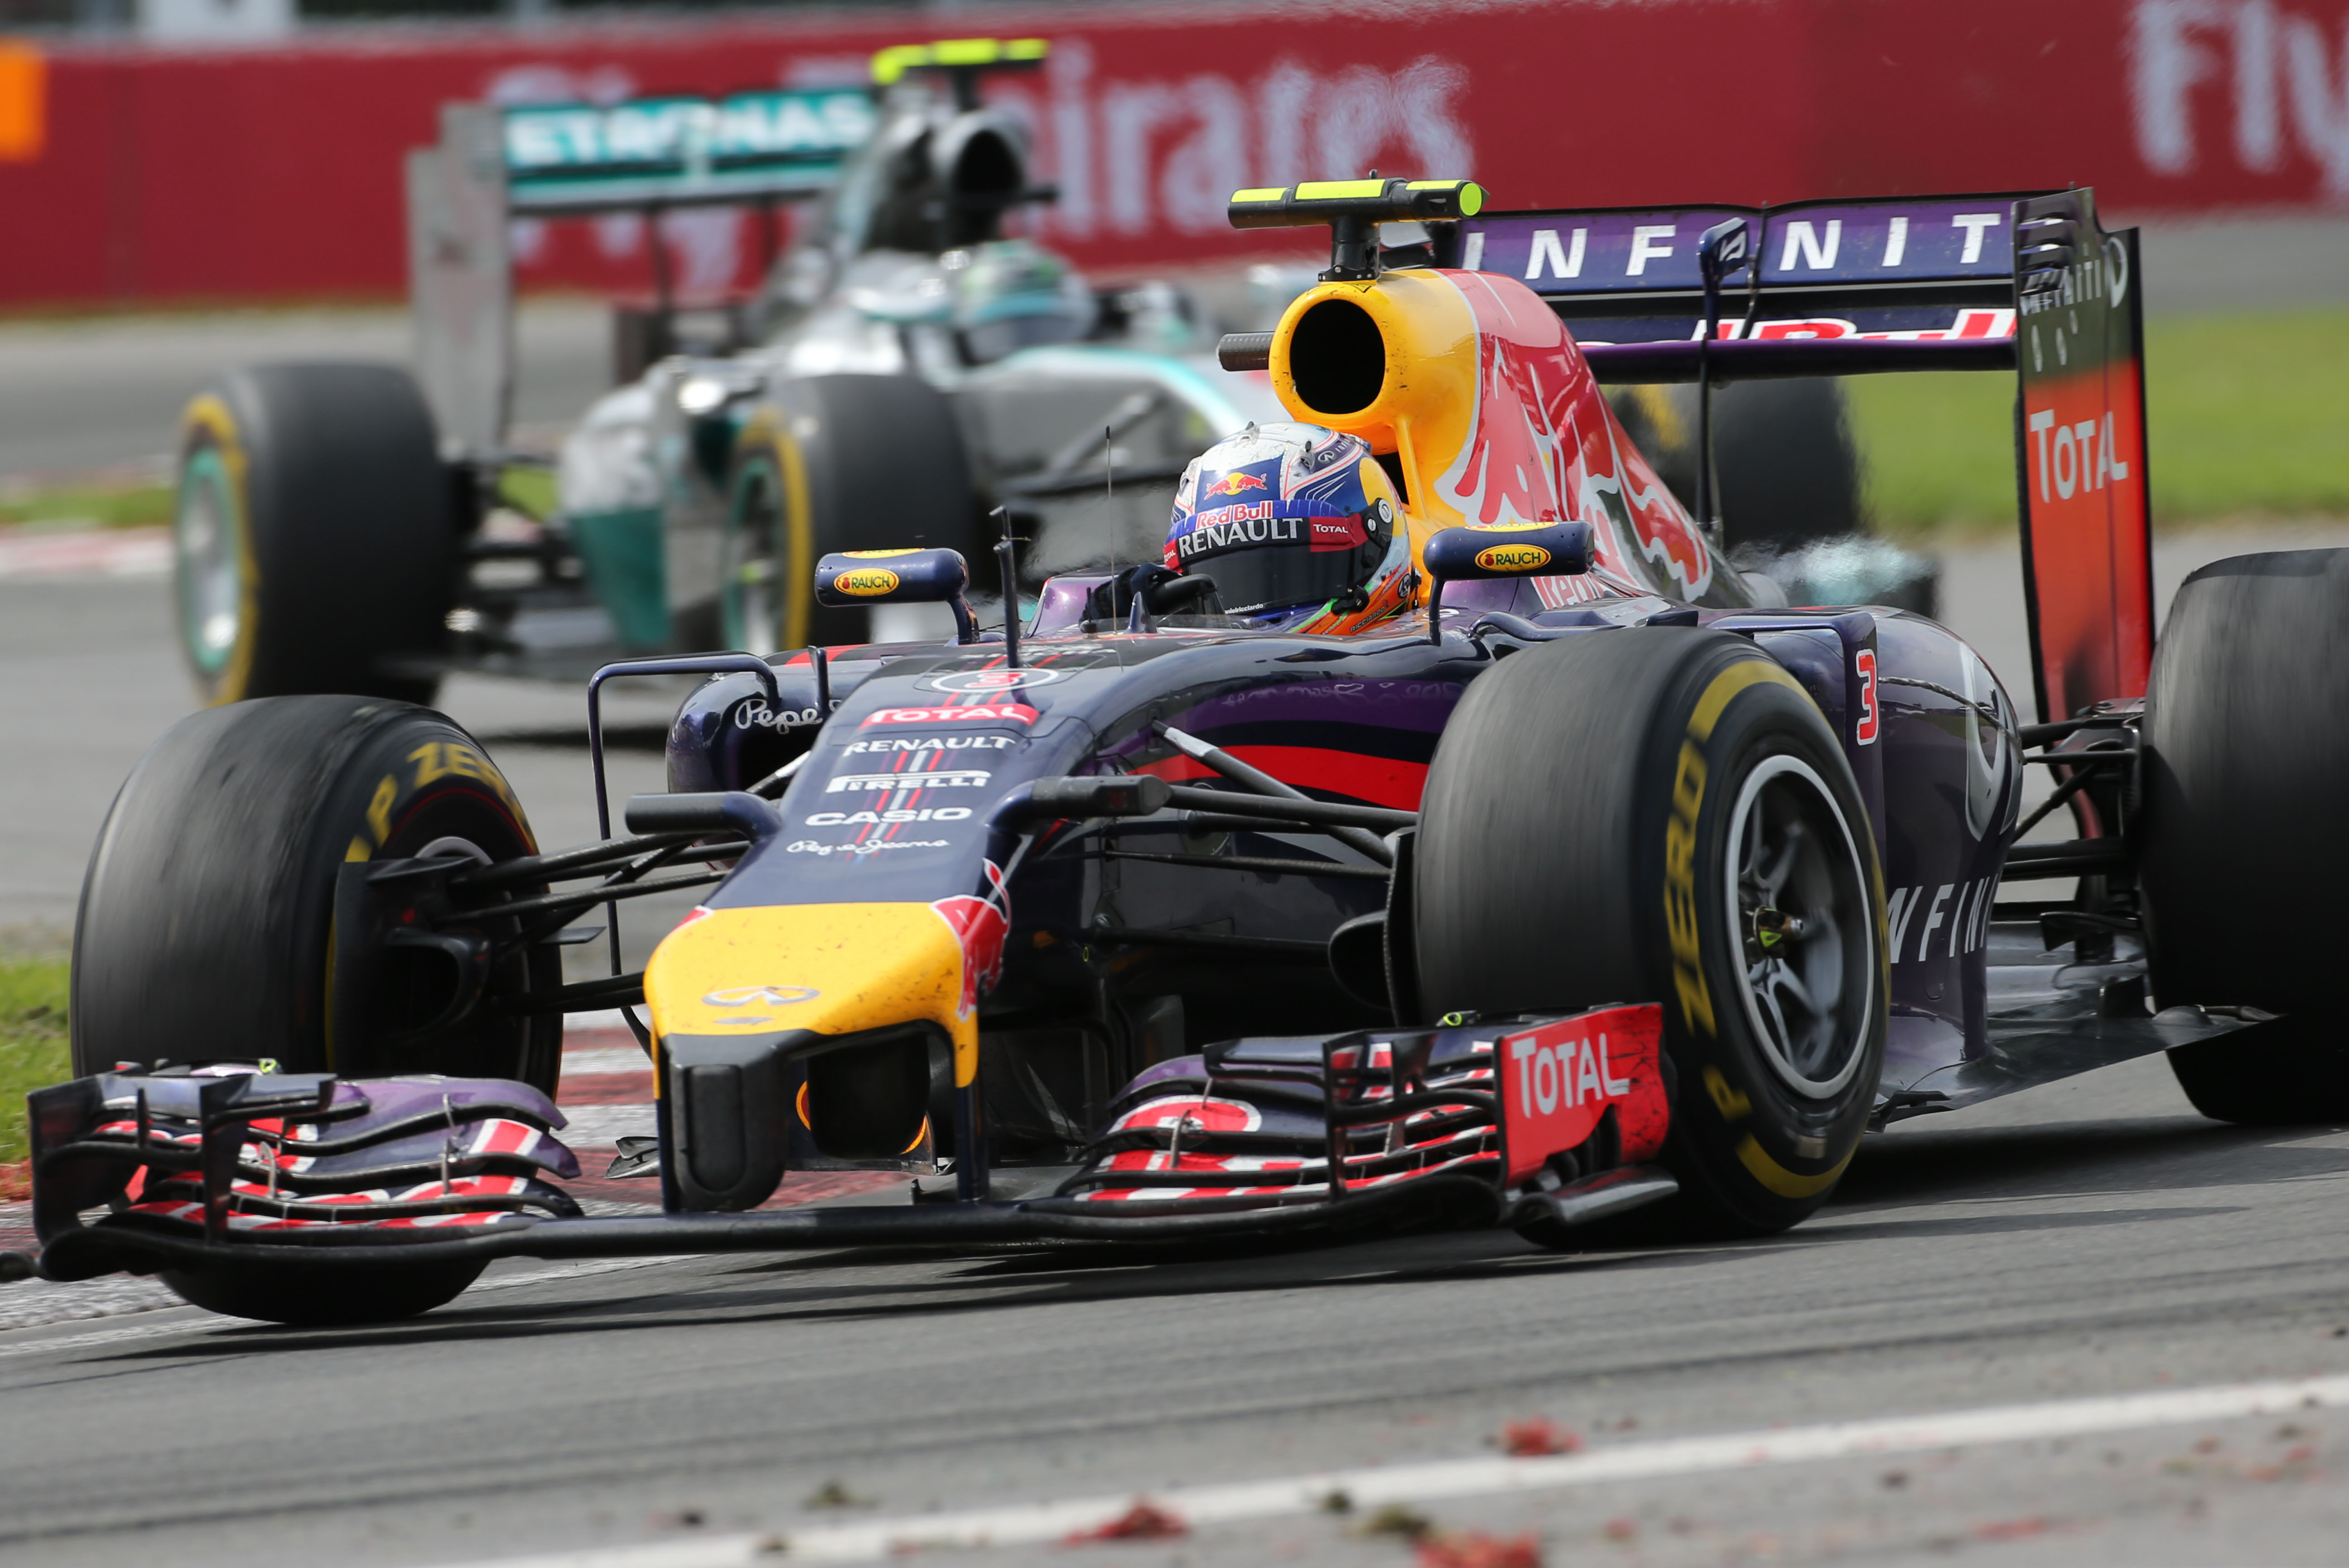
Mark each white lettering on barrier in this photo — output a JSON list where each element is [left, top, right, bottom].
[[2132, 0, 2349, 198]]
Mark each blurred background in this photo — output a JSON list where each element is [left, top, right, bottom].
[[0, 0, 2344, 1097]]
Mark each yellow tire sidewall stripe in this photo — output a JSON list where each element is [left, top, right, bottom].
[[181, 393, 259, 705], [1681, 655, 1866, 1199], [1737, 1133, 1855, 1198]]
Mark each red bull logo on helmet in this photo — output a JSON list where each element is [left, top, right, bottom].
[[1200, 470, 1271, 498]]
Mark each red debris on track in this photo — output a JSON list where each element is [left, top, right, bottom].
[[1500, 1419, 1584, 1457], [1416, 1531, 1544, 1568], [1973, 1516, 2050, 1541], [1065, 1500, 1187, 1543]]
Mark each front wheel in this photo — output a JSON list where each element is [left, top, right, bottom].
[[71, 696, 563, 1090], [160, 1258, 488, 1326], [1414, 628, 1886, 1237]]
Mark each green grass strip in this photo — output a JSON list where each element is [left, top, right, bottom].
[[1847, 306, 2349, 535], [0, 482, 173, 532], [0, 956, 70, 1168]]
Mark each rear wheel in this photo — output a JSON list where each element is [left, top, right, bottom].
[[1415, 628, 1886, 1237], [721, 375, 979, 652], [72, 696, 562, 1090], [174, 363, 456, 705], [2143, 548, 2349, 1123]]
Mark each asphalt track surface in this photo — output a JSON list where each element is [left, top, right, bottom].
[[5, 1053, 2349, 1567], [8, 527, 2349, 1565], [0, 301, 611, 484], [6, 260, 2349, 1561]]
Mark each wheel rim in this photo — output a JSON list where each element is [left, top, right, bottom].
[[722, 462, 783, 655], [176, 445, 245, 678], [349, 784, 560, 1087], [1724, 754, 1874, 1097]]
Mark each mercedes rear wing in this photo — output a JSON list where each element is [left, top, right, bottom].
[[498, 88, 880, 216], [404, 37, 1047, 455], [404, 89, 873, 461], [1434, 189, 2151, 723]]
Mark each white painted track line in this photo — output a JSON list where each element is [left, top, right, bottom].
[[0, 526, 168, 579], [417, 1371, 2349, 1564]]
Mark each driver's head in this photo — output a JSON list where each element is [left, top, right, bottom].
[[1165, 423, 1408, 630], [952, 240, 1094, 363]]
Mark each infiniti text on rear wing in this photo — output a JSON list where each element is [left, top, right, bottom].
[[1440, 193, 2042, 380], [1437, 190, 2151, 724]]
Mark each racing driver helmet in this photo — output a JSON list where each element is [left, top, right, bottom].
[[951, 239, 1095, 364], [1165, 423, 1409, 632]]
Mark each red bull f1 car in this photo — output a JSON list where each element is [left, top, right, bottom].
[[17, 179, 2347, 1325]]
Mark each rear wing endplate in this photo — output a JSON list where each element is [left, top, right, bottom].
[[1437, 190, 2151, 722]]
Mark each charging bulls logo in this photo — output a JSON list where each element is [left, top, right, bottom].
[[930, 859, 1010, 1019], [1436, 270, 1712, 600], [1199, 470, 1270, 498]]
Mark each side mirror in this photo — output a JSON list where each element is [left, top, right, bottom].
[[1421, 521, 1594, 645], [814, 549, 979, 643], [623, 791, 780, 840]]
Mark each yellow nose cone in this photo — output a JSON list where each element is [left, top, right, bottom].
[[642, 903, 983, 1083]]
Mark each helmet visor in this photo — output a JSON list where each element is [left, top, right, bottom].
[[1171, 504, 1382, 615]]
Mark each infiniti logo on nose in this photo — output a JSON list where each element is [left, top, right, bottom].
[[703, 985, 820, 1007]]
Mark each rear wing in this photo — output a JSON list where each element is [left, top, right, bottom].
[[1434, 190, 2152, 723], [500, 89, 878, 215], [404, 37, 1046, 456], [406, 92, 871, 454]]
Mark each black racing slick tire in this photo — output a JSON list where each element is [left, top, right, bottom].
[[2143, 549, 2349, 1124], [721, 374, 980, 653], [71, 696, 562, 1091], [174, 363, 456, 706], [159, 1257, 488, 1327], [1415, 628, 1887, 1237]]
